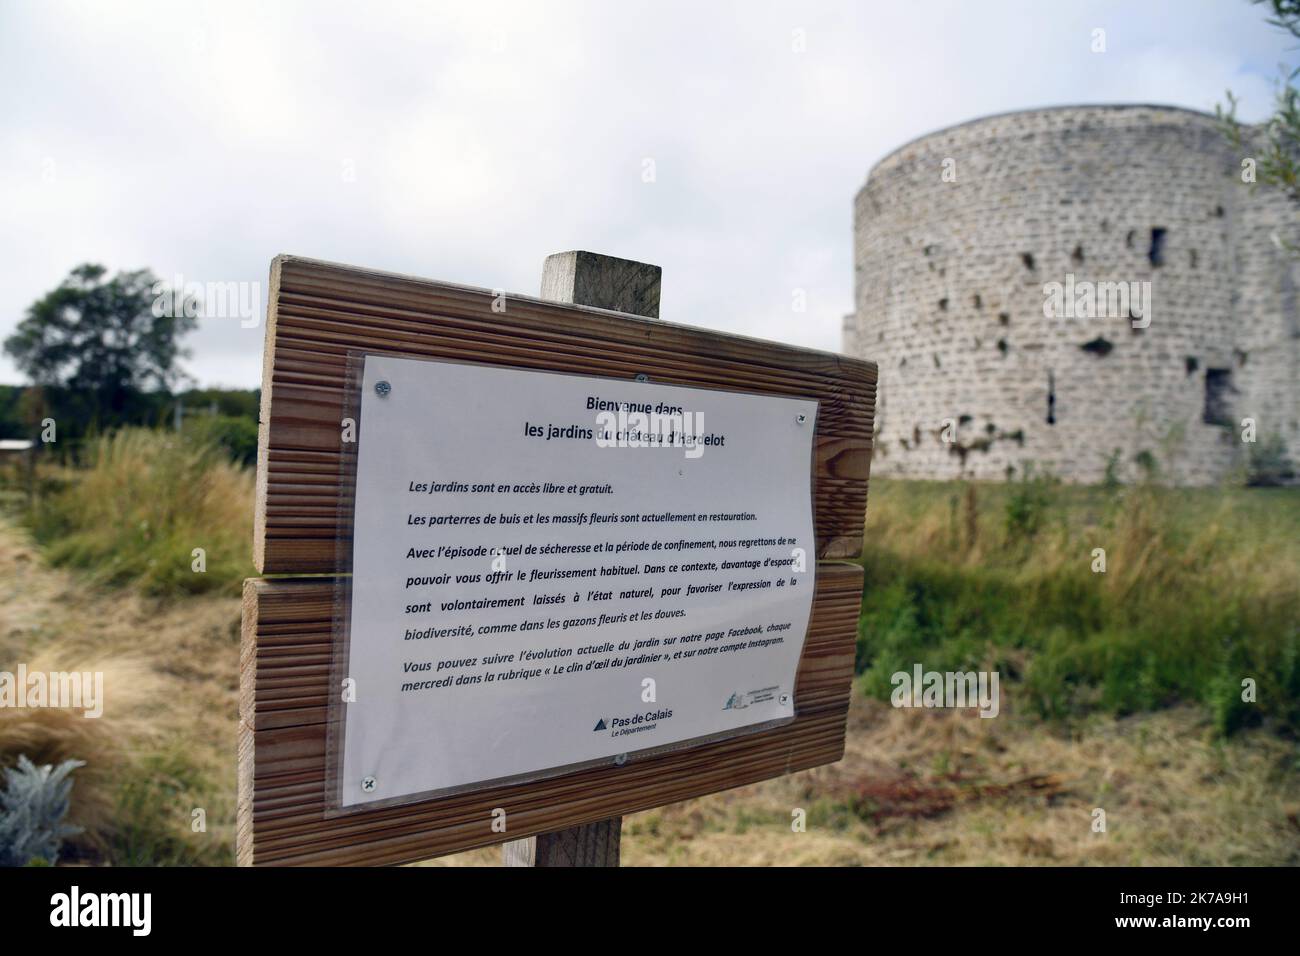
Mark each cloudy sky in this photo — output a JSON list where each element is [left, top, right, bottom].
[[0, 0, 1291, 388]]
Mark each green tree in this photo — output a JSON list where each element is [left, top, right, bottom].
[[3, 264, 197, 426], [1218, 0, 1300, 203]]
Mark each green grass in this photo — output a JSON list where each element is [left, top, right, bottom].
[[24, 428, 254, 596], [109, 746, 233, 867], [855, 477, 1300, 734]]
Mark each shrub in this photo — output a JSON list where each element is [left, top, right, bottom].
[[0, 756, 84, 867], [1102, 448, 1123, 490], [1246, 433, 1295, 487], [1134, 449, 1159, 481], [184, 415, 259, 468]]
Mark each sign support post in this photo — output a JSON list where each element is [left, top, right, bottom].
[[501, 249, 662, 867]]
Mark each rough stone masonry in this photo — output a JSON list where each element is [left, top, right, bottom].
[[844, 104, 1299, 485]]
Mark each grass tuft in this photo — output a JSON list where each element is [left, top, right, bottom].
[[25, 428, 254, 596]]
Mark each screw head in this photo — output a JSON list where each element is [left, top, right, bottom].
[[613, 753, 628, 766], [796, 413, 807, 425], [780, 693, 790, 705], [361, 775, 377, 793], [374, 380, 392, 397], [634, 373, 648, 383]]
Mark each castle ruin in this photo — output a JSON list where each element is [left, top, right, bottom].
[[844, 104, 1299, 485]]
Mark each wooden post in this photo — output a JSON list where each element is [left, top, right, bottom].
[[501, 250, 662, 868], [537, 250, 662, 319], [25, 444, 35, 507]]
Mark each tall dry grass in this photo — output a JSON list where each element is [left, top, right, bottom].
[[1, 427, 250, 864], [26, 429, 254, 596], [0, 650, 168, 859]]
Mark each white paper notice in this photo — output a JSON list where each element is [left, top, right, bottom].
[[338, 355, 818, 808]]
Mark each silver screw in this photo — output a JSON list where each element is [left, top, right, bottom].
[[796, 413, 807, 425], [375, 381, 392, 397], [780, 694, 790, 705], [634, 373, 648, 383], [613, 753, 628, 766], [361, 775, 377, 793]]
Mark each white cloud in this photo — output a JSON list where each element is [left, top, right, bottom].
[[0, 0, 1290, 387]]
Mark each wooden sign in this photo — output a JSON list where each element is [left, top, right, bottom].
[[238, 254, 875, 866]]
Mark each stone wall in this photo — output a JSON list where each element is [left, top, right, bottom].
[[847, 104, 1299, 485]]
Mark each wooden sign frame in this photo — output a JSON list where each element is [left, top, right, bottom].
[[238, 255, 876, 866]]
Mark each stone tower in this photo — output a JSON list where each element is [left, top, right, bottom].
[[845, 104, 1299, 485]]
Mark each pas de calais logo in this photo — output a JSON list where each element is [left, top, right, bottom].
[[723, 691, 748, 710], [49, 886, 151, 936]]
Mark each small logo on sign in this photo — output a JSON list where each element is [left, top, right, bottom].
[[592, 718, 607, 731], [723, 692, 748, 711]]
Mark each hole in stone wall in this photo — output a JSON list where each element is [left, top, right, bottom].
[[973, 293, 982, 308], [1126, 229, 1135, 249], [1072, 244, 1085, 264], [1235, 349, 1249, 366], [1046, 371, 1056, 425], [1189, 249, 1198, 269], [933, 353, 941, 368], [938, 298, 948, 311], [997, 338, 1009, 356], [1080, 337, 1114, 356], [1148, 227, 1168, 267], [1185, 356, 1199, 375], [1021, 252, 1036, 270], [1203, 368, 1235, 426], [998, 312, 1010, 326], [1214, 205, 1224, 218]]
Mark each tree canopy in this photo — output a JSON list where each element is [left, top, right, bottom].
[[1218, 0, 1300, 203], [4, 264, 197, 425]]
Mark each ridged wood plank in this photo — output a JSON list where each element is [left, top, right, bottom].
[[237, 562, 863, 866], [254, 256, 877, 574]]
